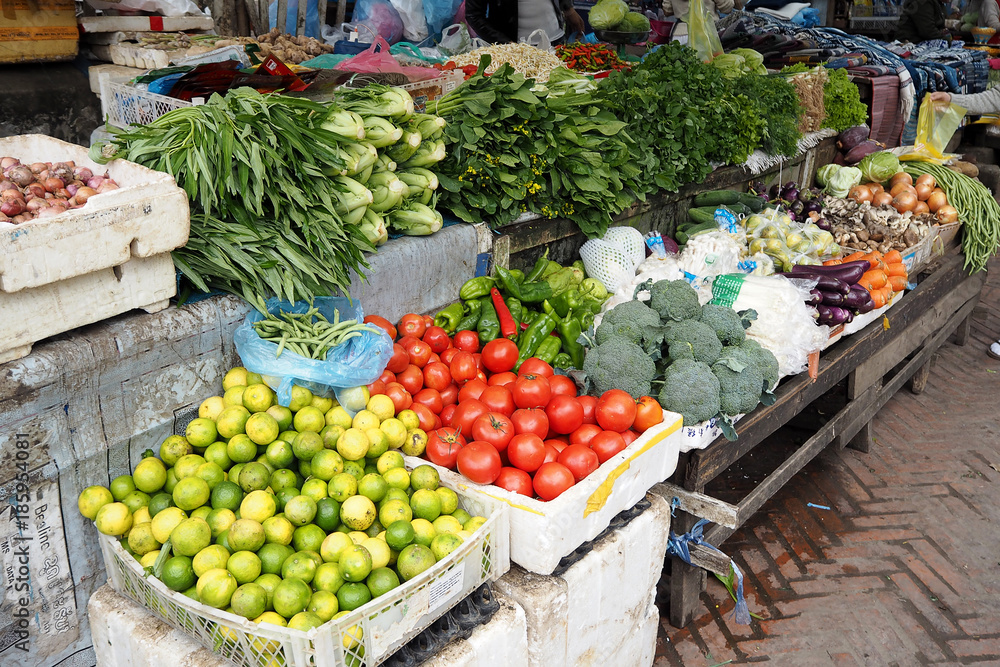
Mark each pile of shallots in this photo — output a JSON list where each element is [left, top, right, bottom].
[[0, 157, 120, 223]]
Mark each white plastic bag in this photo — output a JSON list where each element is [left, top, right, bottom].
[[84, 0, 204, 16], [438, 23, 471, 55], [522, 28, 553, 52], [390, 0, 429, 42]]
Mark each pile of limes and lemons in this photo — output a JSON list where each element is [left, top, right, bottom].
[[78, 366, 487, 658]]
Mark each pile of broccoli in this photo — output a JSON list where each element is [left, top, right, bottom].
[[583, 279, 780, 434]]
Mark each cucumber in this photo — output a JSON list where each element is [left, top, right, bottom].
[[738, 193, 765, 213], [729, 203, 751, 216], [688, 207, 717, 226], [693, 190, 741, 207]]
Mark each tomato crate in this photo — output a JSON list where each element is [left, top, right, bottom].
[[97, 471, 509, 667], [406, 413, 684, 575]]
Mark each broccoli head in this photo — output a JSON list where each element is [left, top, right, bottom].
[[741, 338, 780, 391], [583, 336, 657, 399], [649, 279, 702, 322], [595, 299, 661, 347], [712, 346, 765, 416], [699, 304, 746, 347], [664, 319, 723, 365], [658, 359, 721, 426]]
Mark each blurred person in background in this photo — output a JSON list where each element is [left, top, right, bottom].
[[896, 0, 951, 42], [466, 0, 585, 44]]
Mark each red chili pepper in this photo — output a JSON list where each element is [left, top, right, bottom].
[[491, 287, 518, 339]]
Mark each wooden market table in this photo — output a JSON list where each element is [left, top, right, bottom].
[[661, 248, 986, 627]]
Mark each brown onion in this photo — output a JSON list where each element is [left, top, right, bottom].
[[54, 188, 71, 199], [74, 186, 98, 204], [914, 183, 933, 201], [893, 191, 918, 213], [7, 166, 33, 186], [867, 182, 885, 195], [36, 170, 50, 181], [48, 198, 68, 207], [12, 213, 31, 224], [927, 190, 948, 212], [25, 198, 48, 211], [0, 212, 9, 223], [915, 174, 936, 189], [873, 191, 894, 207], [849, 185, 873, 204], [36, 207, 64, 219], [937, 205, 958, 224], [74, 167, 93, 182], [43, 177, 64, 193], [914, 201, 930, 215], [890, 182, 916, 197], [25, 182, 45, 198], [1, 200, 24, 216], [2, 188, 22, 201], [97, 182, 119, 193], [0, 157, 19, 170], [28, 162, 48, 174], [66, 196, 79, 207], [889, 172, 913, 188]]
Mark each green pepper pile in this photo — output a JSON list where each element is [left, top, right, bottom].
[[433, 250, 610, 370]]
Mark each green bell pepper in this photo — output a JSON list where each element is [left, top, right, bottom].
[[534, 337, 562, 364], [552, 352, 573, 369], [505, 297, 523, 334], [579, 277, 609, 302], [521, 309, 539, 328], [515, 313, 557, 369], [566, 265, 584, 286], [496, 266, 553, 304], [557, 313, 584, 370], [548, 289, 580, 319], [455, 300, 483, 331], [572, 259, 585, 274], [434, 302, 464, 334], [525, 249, 550, 283], [545, 267, 575, 296], [540, 260, 562, 279], [459, 276, 495, 301], [509, 269, 525, 284], [477, 297, 500, 342], [572, 308, 595, 331]]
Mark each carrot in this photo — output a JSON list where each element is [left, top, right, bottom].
[[859, 269, 888, 291], [823, 259, 844, 266], [870, 288, 888, 309], [862, 251, 886, 270], [883, 249, 902, 264], [844, 251, 867, 263], [888, 275, 907, 292], [886, 263, 907, 277]]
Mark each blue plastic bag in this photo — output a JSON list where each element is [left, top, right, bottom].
[[269, 0, 321, 39], [423, 0, 462, 39], [234, 298, 394, 407], [352, 0, 405, 43]]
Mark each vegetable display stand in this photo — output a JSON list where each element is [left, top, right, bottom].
[[659, 247, 985, 627]]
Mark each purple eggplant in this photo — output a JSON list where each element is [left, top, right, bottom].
[[814, 218, 832, 231], [781, 184, 799, 201], [749, 180, 768, 196], [844, 140, 884, 164], [817, 305, 852, 325], [806, 289, 823, 306], [821, 291, 846, 306], [780, 272, 850, 295], [790, 200, 805, 216], [787, 211, 797, 222], [769, 183, 781, 199], [789, 260, 869, 286], [845, 285, 875, 314], [804, 200, 823, 215], [837, 125, 870, 152]]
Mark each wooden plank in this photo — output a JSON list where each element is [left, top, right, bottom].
[[652, 483, 740, 528], [296, 0, 307, 36], [953, 309, 974, 346], [668, 512, 707, 627], [317, 0, 327, 35], [846, 419, 874, 453], [276, 0, 287, 34], [336, 0, 347, 26], [909, 359, 932, 395], [688, 543, 733, 578]]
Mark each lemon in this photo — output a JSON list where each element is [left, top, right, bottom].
[[172, 476, 211, 512], [313, 563, 345, 596], [430, 533, 463, 561], [215, 406, 249, 440], [272, 578, 312, 619], [396, 544, 436, 581], [379, 418, 407, 450], [410, 518, 436, 548], [160, 435, 194, 466], [199, 396, 227, 421], [379, 499, 413, 527], [246, 412, 280, 446], [173, 454, 207, 480], [320, 425, 345, 451], [226, 434, 258, 464], [278, 430, 300, 446], [243, 384, 275, 413], [186, 418, 219, 448], [254, 572, 282, 609], [360, 537, 391, 570], [228, 519, 266, 552], [240, 490, 277, 523], [110, 475, 136, 501], [288, 385, 315, 413], [341, 496, 377, 532], [464, 516, 487, 533], [161, 555, 196, 592], [127, 522, 160, 556], [373, 452, 402, 476], [338, 612, 365, 649], [288, 611, 323, 632], [78, 485, 114, 520], [253, 610, 288, 627], [352, 410, 380, 432], [358, 474, 389, 504], [223, 367, 250, 391], [383, 468, 410, 491], [265, 405, 293, 432], [310, 395, 334, 413], [337, 428, 369, 461], [227, 550, 262, 585], [338, 544, 373, 582], [95, 502, 132, 536], [325, 406, 354, 430], [195, 462, 226, 491], [320, 531, 354, 563], [231, 582, 267, 619], [401, 429, 428, 457], [338, 386, 370, 414], [197, 568, 238, 609], [367, 394, 396, 420], [432, 515, 464, 536], [151, 507, 187, 543], [283, 495, 317, 527], [307, 590, 339, 622], [348, 531, 368, 545], [140, 550, 161, 569], [171, 517, 212, 557], [343, 460, 366, 481], [281, 551, 318, 584], [299, 479, 326, 504], [452, 508, 472, 526], [396, 409, 419, 431], [364, 429, 389, 459], [435, 487, 459, 515], [292, 431, 324, 462], [193, 544, 231, 576], [206, 508, 237, 538], [328, 473, 358, 503], [223, 385, 247, 408], [122, 490, 150, 513], [131, 506, 151, 525], [309, 449, 344, 481], [262, 515, 295, 546], [380, 487, 409, 508], [409, 465, 440, 491], [293, 406, 326, 434]]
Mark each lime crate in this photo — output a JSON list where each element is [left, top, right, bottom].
[[98, 476, 509, 667]]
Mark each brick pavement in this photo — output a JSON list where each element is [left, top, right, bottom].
[[655, 258, 1000, 665]]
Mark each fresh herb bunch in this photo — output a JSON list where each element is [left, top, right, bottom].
[[736, 73, 803, 157], [95, 89, 372, 308], [821, 67, 869, 132]]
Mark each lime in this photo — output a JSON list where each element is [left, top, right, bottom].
[[313, 562, 345, 594], [435, 487, 459, 516], [134, 458, 167, 494], [409, 465, 440, 491], [379, 418, 407, 450], [227, 434, 258, 464], [293, 406, 326, 434], [378, 499, 412, 528], [227, 550, 262, 585], [228, 519, 266, 552], [288, 611, 323, 632], [266, 405, 293, 432], [292, 432, 324, 462], [110, 475, 136, 501], [338, 545, 373, 582], [336, 582, 372, 612], [121, 490, 150, 514], [257, 542, 294, 576], [298, 459, 313, 479], [206, 508, 237, 538], [190, 506, 212, 522], [203, 442, 232, 471], [254, 455, 276, 475], [148, 492, 175, 518], [401, 429, 428, 457], [283, 495, 317, 527], [151, 507, 187, 543], [433, 515, 464, 536], [380, 488, 410, 508], [223, 367, 250, 391], [278, 430, 300, 446], [300, 478, 329, 504], [396, 410, 419, 431], [197, 568, 238, 609], [431, 533, 463, 561], [288, 385, 315, 413], [360, 537, 390, 570], [376, 451, 406, 476], [343, 460, 366, 481], [352, 410, 379, 432], [310, 449, 344, 481], [269, 468, 298, 493], [328, 473, 358, 503], [272, 577, 312, 619], [199, 396, 227, 421], [396, 544, 436, 581], [253, 610, 287, 628], [366, 567, 400, 598], [243, 384, 275, 413], [364, 429, 389, 459], [186, 418, 219, 448], [237, 462, 270, 493], [231, 582, 267, 619], [311, 395, 335, 413], [410, 519, 436, 548], [281, 551, 318, 584], [227, 464, 244, 486], [210, 481, 243, 512], [383, 467, 410, 491], [464, 516, 487, 533], [409, 489, 442, 523], [94, 502, 132, 537], [159, 556, 195, 592], [240, 490, 276, 523], [172, 476, 211, 511], [174, 455, 206, 481], [364, 518, 384, 539], [216, 529, 232, 553], [171, 518, 212, 557], [336, 428, 369, 461], [262, 516, 294, 546], [127, 523, 160, 556], [307, 590, 339, 622], [320, 425, 345, 451], [326, 405, 354, 429], [364, 463, 379, 476], [265, 440, 295, 470], [292, 524, 327, 554], [320, 532, 354, 564], [275, 487, 300, 513], [164, 469, 179, 495], [384, 521, 415, 552], [246, 413, 280, 446], [223, 385, 247, 408], [254, 572, 282, 610], [195, 462, 226, 491], [314, 498, 341, 533], [341, 496, 377, 531]]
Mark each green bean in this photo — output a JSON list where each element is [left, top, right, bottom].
[[253, 308, 381, 360]]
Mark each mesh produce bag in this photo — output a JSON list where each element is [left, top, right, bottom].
[[581, 226, 647, 294]]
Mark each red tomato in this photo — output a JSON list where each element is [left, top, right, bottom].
[[432, 415, 442, 430], [458, 379, 488, 403], [456, 441, 502, 484], [471, 412, 515, 452], [481, 339, 519, 373], [569, 423, 603, 447], [512, 374, 551, 410], [596, 389, 637, 433], [453, 330, 479, 353], [440, 404, 457, 427], [479, 385, 515, 416], [476, 370, 488, 384], [450, 351, 478, 385], [367, 379, 386, 396], [545, 395, 583, 435], [510, 408, 549, 439], [548, 374, 578, 397], [384, 383, 413, 414], [440, 347, 459, 365], [507, 433, 546, 473], [407, 341, 432, 368], [633, 396, 664, 433], [363, 315, 396, 340], [577, 395, 598, 424], [488, 372, 517, 388], [423, 326, 451, 354], [422, 314, 435, 329], [518, 358, 554, 378], [397, 365, 424, 395], [427, 352, 441, 365], [542, 443, 560, 465], [495, 467, 533, 496], [544, 438, 568, 453], [413, 388, 444, 414], [621, 429, 639, 446], [397, 335, 419, 350], [387, 344, 409, 374], [557, 444, 599, 482], [426, 427, 466, 468], [533, 462, 575, 500], [589, 431, 627, 463], [379, 370, 396, 385], [440, 383, 459, 407], [398, 313, 426, 339], [423, 362, 452, 392], [410, 403, 438, 432], [452, 399, 488, 436]]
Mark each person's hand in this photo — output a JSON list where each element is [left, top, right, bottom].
[[564, 8, 586, 38], [929, 91, 951, 104]]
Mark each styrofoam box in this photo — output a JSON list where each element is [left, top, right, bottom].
[[0, 134, 190, 293], [606, 597, 658, 667], [494, 491, 671, 666], [0, 253, 176, 364], [419, 590, 529, 667], [406, 412, 683, 575]]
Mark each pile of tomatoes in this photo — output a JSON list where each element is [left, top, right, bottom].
[[362, 312, 665, 502]]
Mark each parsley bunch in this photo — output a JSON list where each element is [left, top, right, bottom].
[[737, 73, 803, 157]]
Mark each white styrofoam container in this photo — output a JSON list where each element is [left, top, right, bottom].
[[0, 253, 176, 364], [420, 591, 529, 667], [494, 491, 671, 666], [0, 134, 190, 293], [407, 413, 683, 575], [605, 597, 658, 667]]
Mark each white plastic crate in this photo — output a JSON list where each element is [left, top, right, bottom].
[[407, 413, 684, 575], [101, 80, 195, 128], [98, 476, 509, 667]]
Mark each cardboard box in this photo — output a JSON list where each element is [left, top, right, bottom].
[[0, 0, 79, 64]]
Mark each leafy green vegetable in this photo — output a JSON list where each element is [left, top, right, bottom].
[[736, 73, 803, 157], [858, 150, 901, 184], [822, 68, 869, 132], [589, 0, 628, 29], [619, 11, 651, 33]]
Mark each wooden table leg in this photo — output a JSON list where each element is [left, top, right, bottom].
[[846, 418, 874, 453], [667, 510, 707, 628], [953, 310, 974, 347], [909, 357, 932, 395]]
